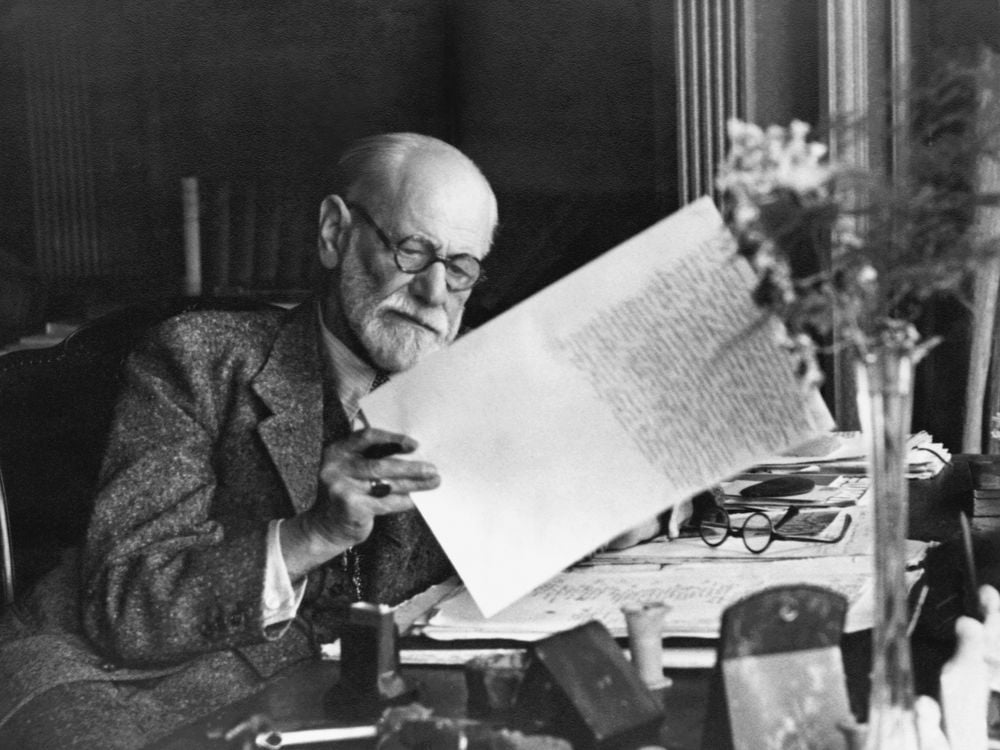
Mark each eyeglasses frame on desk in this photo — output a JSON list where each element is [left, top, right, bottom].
[[698, 504, 854, 554]]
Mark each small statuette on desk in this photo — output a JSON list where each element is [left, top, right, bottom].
[[464, 650, 528, 719]]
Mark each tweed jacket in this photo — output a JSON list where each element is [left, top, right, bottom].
[[0, 301, 451, 731]]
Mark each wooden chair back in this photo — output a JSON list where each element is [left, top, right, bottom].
[[0, 297, 274, 606]]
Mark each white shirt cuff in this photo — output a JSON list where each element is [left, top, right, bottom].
[[262, 519, 306, 631]]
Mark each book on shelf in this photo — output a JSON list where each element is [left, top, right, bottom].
[[971, 515, 1000, 533], [969, 458, 1000, 517], [973, 496, 1000, 517]]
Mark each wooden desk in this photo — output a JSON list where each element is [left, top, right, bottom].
[[149, 459, 973, 750]]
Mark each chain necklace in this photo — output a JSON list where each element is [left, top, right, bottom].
[[342, 546, 364, 601]]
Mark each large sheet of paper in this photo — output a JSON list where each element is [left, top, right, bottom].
[[362, 197, 833, 616]]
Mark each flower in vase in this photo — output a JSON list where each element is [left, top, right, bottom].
[[717, 83, 1000, 377]]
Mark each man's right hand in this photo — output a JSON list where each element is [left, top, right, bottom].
[[280, 427, 441, 580]]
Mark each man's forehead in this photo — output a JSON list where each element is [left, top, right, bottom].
[[379, 161, 495, 254], [394, 205, 494, 260]]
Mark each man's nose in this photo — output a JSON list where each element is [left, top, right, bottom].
[[408, 260, 450, 305]]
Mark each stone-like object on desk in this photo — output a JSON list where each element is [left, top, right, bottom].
[[739, 475, 815, 498], [464, 651, 528, 719], [375, 703, 571, 750]]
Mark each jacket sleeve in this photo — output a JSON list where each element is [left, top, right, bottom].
[[81, 317, 274, 667]]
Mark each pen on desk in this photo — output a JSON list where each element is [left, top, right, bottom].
[[255, 725, 378, 748]]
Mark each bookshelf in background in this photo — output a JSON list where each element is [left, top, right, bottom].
[[198, 177, 318, 301], [970, 457, 1000, 532]]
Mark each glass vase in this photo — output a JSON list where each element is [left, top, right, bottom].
[[856, 343, 920, 750]]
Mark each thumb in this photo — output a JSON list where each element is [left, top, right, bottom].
[[950, 615, 987, 667], [939, 616, 989, 750], [914, 695, 951, 750]]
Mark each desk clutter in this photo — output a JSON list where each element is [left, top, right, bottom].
[[219, 703, 574, 750], [391, 430, 946, 659], [277, 602, 664, 749], [303, 587, 858, 750], [175, 439, 989, 750], [300, 432, 962, 749], [272, 589, 854, 750]]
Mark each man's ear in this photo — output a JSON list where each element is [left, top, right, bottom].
[[318, 195, 350, 270]]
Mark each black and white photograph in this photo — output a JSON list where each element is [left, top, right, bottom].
[[1, 2, 999, 748]]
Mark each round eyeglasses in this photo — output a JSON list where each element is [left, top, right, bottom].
[[699, 506, 853, 554], [345, 201, 485, 292]]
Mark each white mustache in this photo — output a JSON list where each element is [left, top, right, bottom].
[[380, 302, 449, 337]]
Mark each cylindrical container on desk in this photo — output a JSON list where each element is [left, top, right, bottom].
[[622, 601, 671, 691]]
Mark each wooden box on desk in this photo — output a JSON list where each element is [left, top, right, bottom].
[[511, 621, 665, 750]]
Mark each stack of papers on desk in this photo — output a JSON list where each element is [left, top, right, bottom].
[[415, 557, 882, 642], [720, 473, 869, 507], [397, 467, 928, 666], [753, 430, 950, 479]]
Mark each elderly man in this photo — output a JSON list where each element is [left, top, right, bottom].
[[82, 133, 498, 665], [0, 132, 665, 748], [0, 133, 503, 747]]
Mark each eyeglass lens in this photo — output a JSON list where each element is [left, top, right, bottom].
[[741, 512, 774, 553], [699, 508, 731, 547], [395, 246, 480, 289]]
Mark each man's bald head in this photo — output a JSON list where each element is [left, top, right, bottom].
[[330, 133, 498, 238]]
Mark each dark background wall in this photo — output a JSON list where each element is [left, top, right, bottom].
[[910, 0, 1000, 451], [0, 0, 673, 332]]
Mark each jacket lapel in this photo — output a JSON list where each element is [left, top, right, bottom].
[[253, 302, 324, 514]]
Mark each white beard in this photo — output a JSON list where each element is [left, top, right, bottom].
[[339, 250, 458, 372]]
